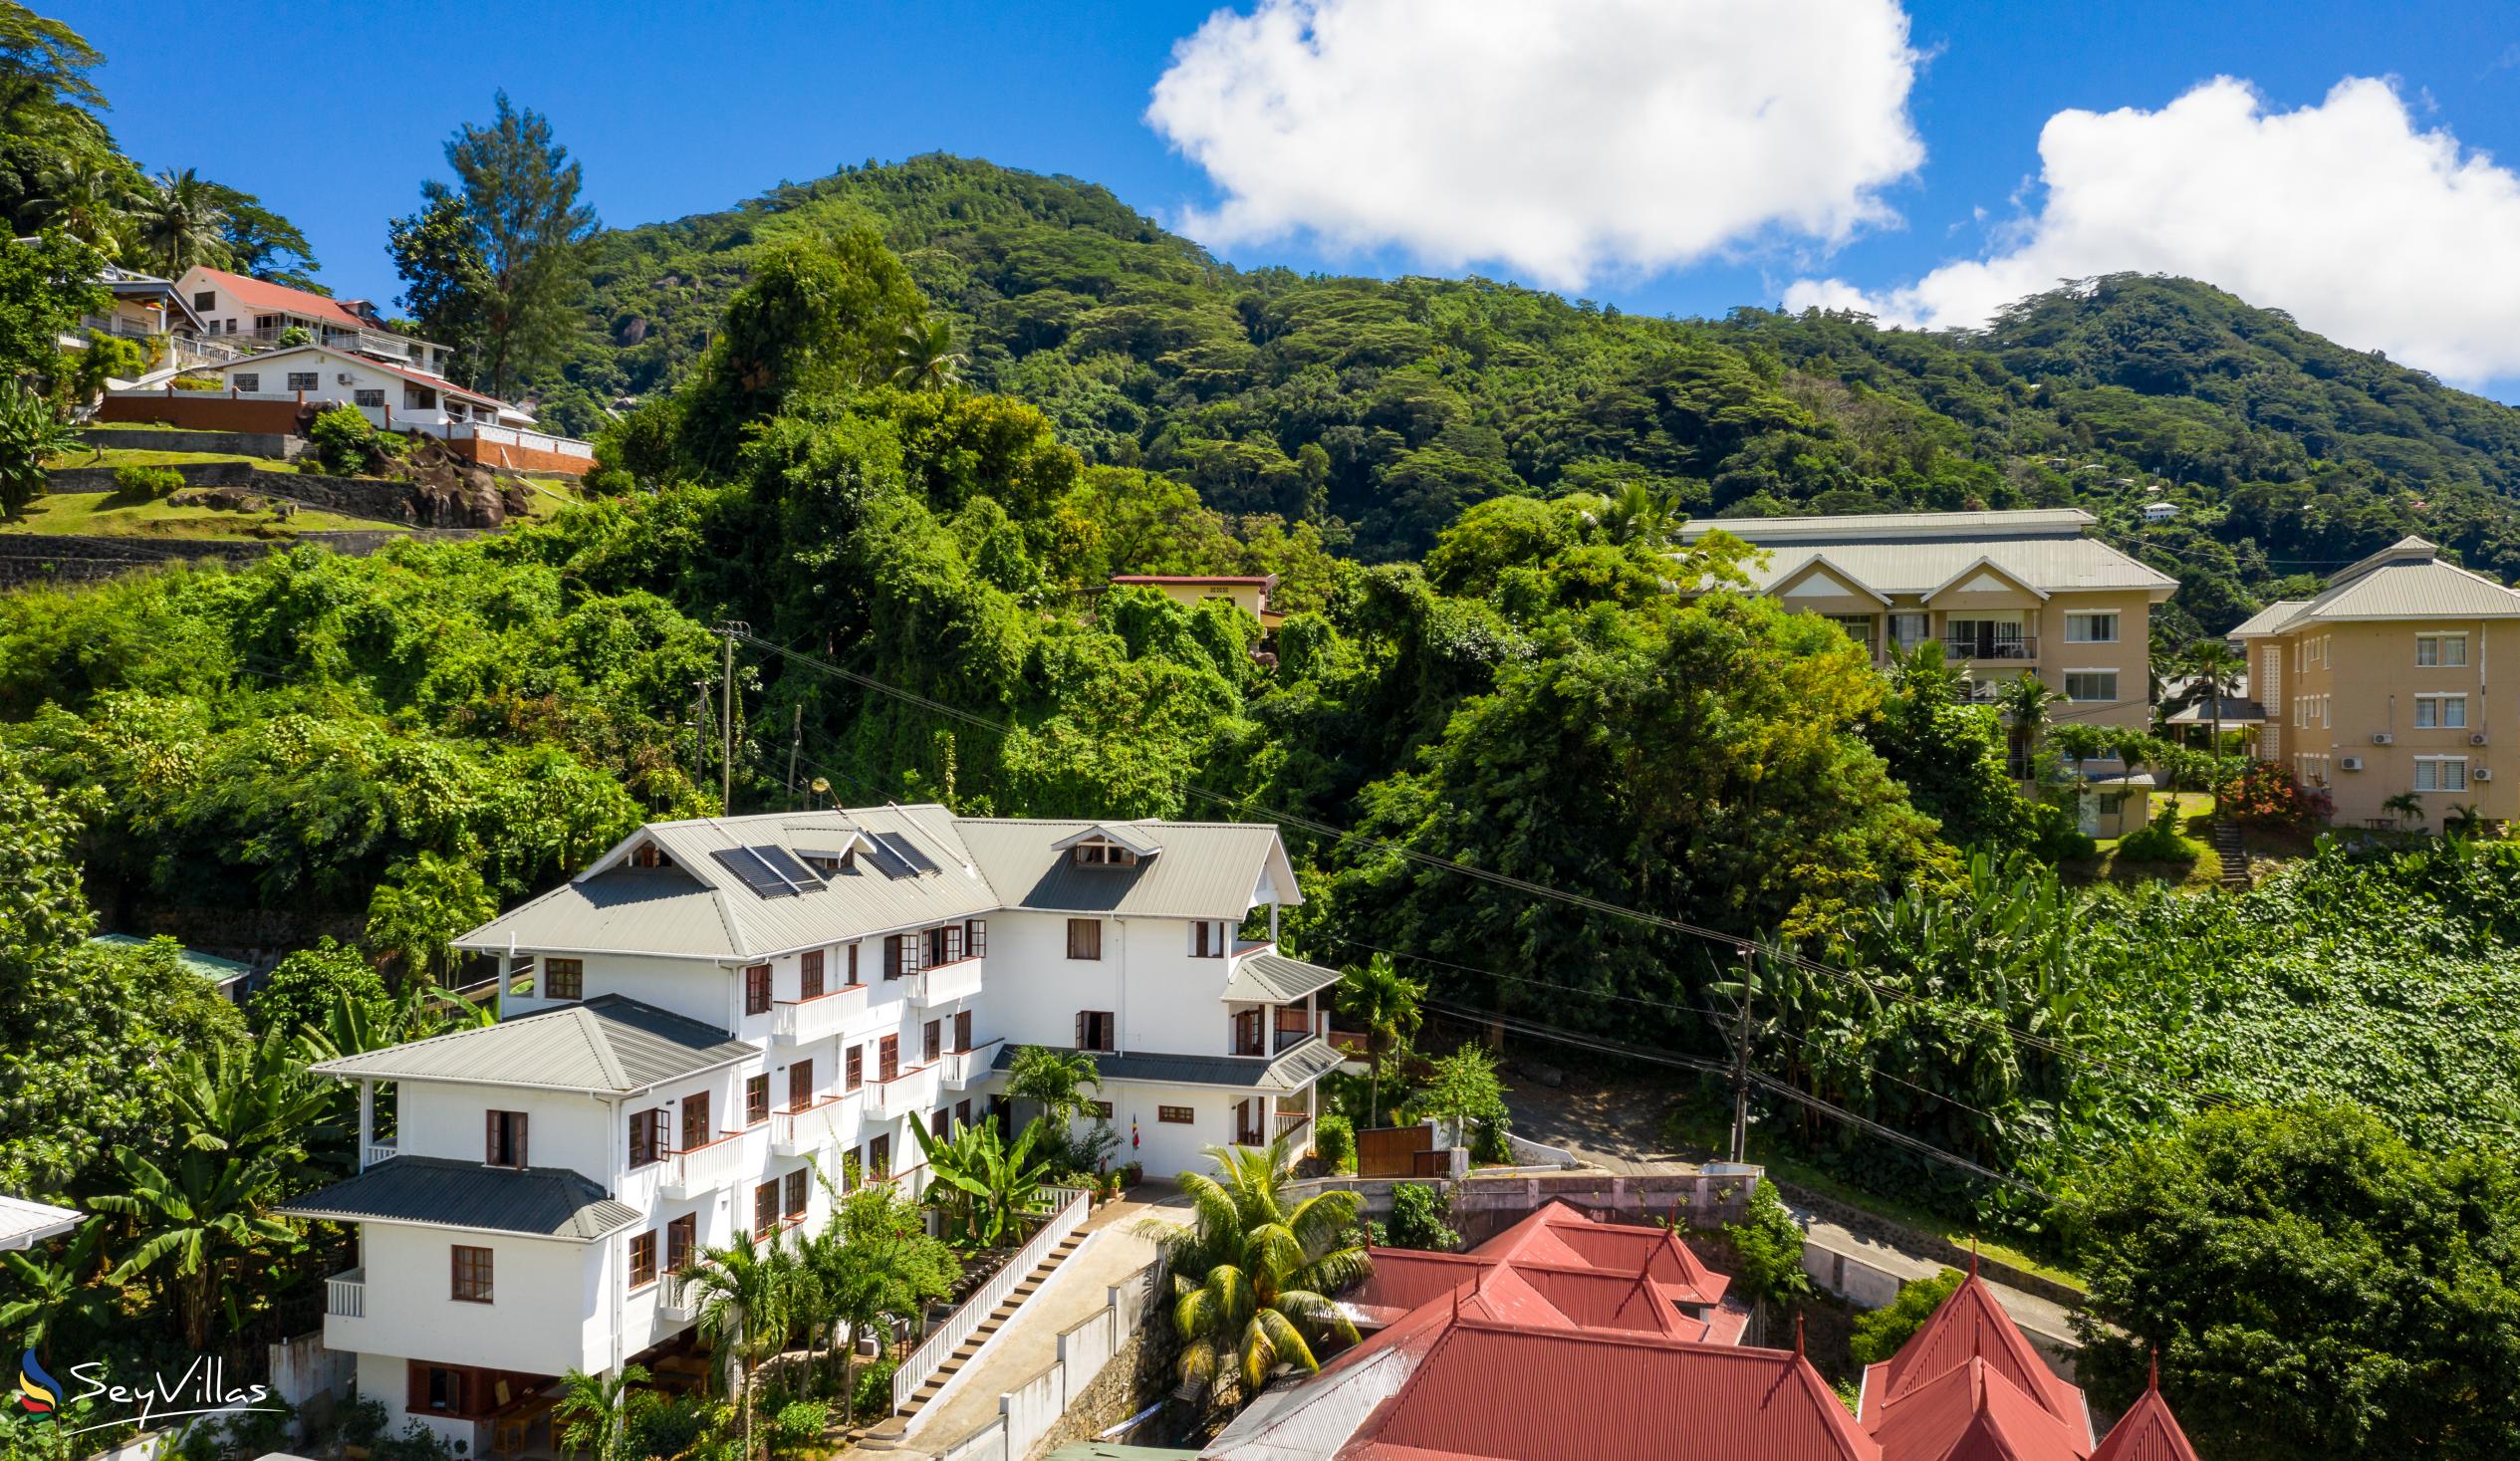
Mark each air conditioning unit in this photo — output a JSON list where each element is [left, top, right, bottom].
[[336, 372, 356, 385], [2477, 768, 2495, 782], [2472, 732, 2491, 747], [2339, 756, 2365, 772], [2371, 732, 2394, 746]]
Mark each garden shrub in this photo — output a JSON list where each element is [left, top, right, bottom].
[[2116, 803, 2198, 864], [1378, 1180, 1460, 1251], [768, 1399, 828, 1459], [171, 373, 224, 391], [113, 464, 183, 499], [1849, 1267, 1965, 1365], [2029, 802, 2097, 862], [2218, 762, 2331, 829], [308, 403, 380, 475], [1719, 1179, 1813, 1305], [851, 1356, 897, 1420], [1314, 1111, 1356, 1172]]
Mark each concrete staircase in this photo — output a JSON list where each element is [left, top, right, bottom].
[[858, 1228, 1092, 1448], [2211, 820, 2250, 889]]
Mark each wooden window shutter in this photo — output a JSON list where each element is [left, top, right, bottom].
[[515, 1113, 527, 1169], [1076, 1011, 1086, 1050], [485, 1109, 497, 1164], [407, 1360, 428, 1413]]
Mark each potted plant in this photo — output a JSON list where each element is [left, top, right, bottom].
[[1122, 1160, 1144, 1190]]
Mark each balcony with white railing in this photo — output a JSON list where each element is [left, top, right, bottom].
[[865, 1064, 939, 1120], [326, 1268, 366, 1319], [774, 982, 869, 1045], [655, 1276, 697, 1324], [938, 1039, 1003, 1090], [772, 1094, 859, 1157], [905, 956, 984, 1008], [362, 1141, 398, 1170], [663, 1126, 759, 1199]]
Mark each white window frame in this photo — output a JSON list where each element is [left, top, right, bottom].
[[2414, 756, 2469, 792], [2417, 633, 2469, 667], [2415, 693, 2469, 729], [2062, 669, 2119, 703], [2063, 611, 2120, 644]]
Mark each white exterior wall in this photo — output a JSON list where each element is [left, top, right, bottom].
[[337, 1224, 608, 1377], [396, 1084, 615, 1180], [208, 351, 474, 429], [980, 911, 1245, 1055], [1094, 1079, 1243, 1177]]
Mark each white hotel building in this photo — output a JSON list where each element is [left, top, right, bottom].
[[279, 808, 1342, 1449]]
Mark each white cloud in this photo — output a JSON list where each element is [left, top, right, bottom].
[[1145, 0, 1924, 290], [1788, 77, 2520, 383]]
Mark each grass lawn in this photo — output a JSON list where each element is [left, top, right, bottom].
[[2068, 790, 2225, 889], [3, 490, 404, 540], [1659, 1103, 2085, 1290], [46, 446, 269, 470]]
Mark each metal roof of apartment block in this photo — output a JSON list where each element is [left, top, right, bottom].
[[1220, 951, 1344, 1004], [309, 994, 753, 1095], [2228, 538, 2520, 635], [1675, 509, 2175, 600], [279, 1155, 639, 1241], [990, 1035, 1342, 1092], [457, 807, 1298, 962]]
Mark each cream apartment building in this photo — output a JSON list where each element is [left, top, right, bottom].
[[2231, 536, 2520, 827], [1675, 508, 2178, 729]]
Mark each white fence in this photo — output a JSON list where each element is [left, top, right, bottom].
[[928, 1254, 1168, 1461], [893, 1189, 1092, 1412]]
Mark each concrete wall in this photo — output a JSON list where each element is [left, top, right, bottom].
[[78, 425, 300, 458], [1283, 1168, 1760, 1238], [982, 910, 1247, 1057], [338, 1225, 608, 1377], [448, 432, 595, 477], [925, 1257, 1170, 1461]]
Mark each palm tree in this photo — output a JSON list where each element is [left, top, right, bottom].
[[799, 1178, 958, 1423], [29, 156, 132, 251], [2179, 639, 2249, 795], [909, 1115, 1051, 1247], [1601, 479, 1676, 547], [1994, 670, 2057, 778], [137, 168, 228, 277], [1148, 1137, 1371, 1403], [891, 318, 966, 391], [1887, 639, 1968, 707], [1006, 1045, 1102, 1145], [2384, 791, 2425, 833], [680, 1230, 800, 1460], [0, 1219, 112, 1363], [1335, 954, 1423, 1126], [553, 1362, 649, 1461]]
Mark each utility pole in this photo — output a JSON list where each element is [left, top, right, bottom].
[[786, 704, 803, 807], [689, 680, 709, 784], [713, 621, 748, 813], [1728, 944, 1756, 1165]]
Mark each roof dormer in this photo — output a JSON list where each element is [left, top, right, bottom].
[[1052, 823, 1163, 867]]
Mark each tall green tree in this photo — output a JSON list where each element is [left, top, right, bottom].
[[136, 167, 226, 276], [553, 1362, 649, 1461], [1334, 954, 1422, 1126], [422, 93, 599, 398], [387, 190, 492, 376], [909, 1114, 1051, 1246], [0, 3, 115, 230], [0, 228, 104, 379], [799, 1172, 958, 1414], [680, 1229, 799, 1461]]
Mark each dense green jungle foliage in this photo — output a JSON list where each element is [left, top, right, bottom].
[[522, 154, 2520, 638]]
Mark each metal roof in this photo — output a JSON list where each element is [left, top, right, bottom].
[[1858, 1276, 2086, 1433], [0, 1194, 82, 1251], [279, 1156, 638, 1242], [956, 818, 1298, 919], [1220, 952, 1343, 1004], [2228, 540, 2520, 632], [89, 933, 252, 985], [1676, 516, 2176, 601], [2089, 1383, 2202, 1461], [989, 1037, 1340, 1093], [309, 994, 753, 1095]]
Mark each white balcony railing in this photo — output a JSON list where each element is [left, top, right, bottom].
[[891, 1189, 1091, 1413], [362, 1140, 398, 1169], [773, 982, 869, 1045], [772, 1095, 858, 1157], [904, 958, 984, 1008], [326, 1269, 366, 1319], [866, 1065, 937, 1120], [655, 1277, 697, 1323], [664, 1127, 757, 1199], [939, 1039, 1003, 1089]]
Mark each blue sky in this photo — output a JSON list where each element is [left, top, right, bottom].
[[52, 1, 2520, 396]]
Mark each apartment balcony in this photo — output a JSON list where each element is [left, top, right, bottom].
[[362, 1140, 398, 1170], [656, 1277, 697, 1324], [1944, 634, 2039, 662], [773, 982, 869, 1045], [866, 1064, 939, 1120], [326, 1268, 366, 1319], [772, 1094, 858, 1157], [905, 957, 984, 1007], [939, 1039, 1004, 1091], [663, 1127, 758, 1199]]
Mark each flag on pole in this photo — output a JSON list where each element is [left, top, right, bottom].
[[1132, 1115, 1140, 1151]]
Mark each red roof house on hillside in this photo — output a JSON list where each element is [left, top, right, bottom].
[[1205, 1202, 2207, 1461]]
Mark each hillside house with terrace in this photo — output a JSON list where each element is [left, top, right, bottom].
[[173, 265, 454, 377], [278, 807, 1342, 1452]]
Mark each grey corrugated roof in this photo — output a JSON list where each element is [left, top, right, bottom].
[[1673, 510, 2175, 600], [2226, 601, 2307, 638], [279, 1156, 638, 1241], [309, 994, 752, 1095], [991, 1038, 1338, 1092], [2231, 540, 2520, 632], [956, 819, 1299, 919], [1221, 952, 1343, 1004], [1679, 508, 2097, 541]]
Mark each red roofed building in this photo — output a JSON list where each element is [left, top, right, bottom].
[[175, 265, 455, 379], [1205, 1204, 2205, 1461]]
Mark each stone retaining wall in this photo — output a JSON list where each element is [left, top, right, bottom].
[[47, 460, 258, 493], [0, 528, 483, 589], [79, 426, 300, 459], [1772, 1178, 2087, 1310]]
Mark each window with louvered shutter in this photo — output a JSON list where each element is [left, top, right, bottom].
[[800, 950, 824, 1000], [754, 1182, 778, 1239]]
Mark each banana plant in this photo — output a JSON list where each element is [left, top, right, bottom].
[[909, 1114, 1052, 1247]]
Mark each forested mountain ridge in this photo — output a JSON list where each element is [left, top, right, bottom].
[[523, 153, 2520, 632]]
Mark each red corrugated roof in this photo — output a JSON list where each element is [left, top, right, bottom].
[[1347, 1319, 1881, 1461], [2089, 1384, 2200, 1461], [1868, 1357, 2091, 1461], [1862, 1276, 2087, 1432], [186, 266, 373, 333]]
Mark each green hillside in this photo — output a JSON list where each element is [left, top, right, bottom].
[[524, 154, 2520, 632]]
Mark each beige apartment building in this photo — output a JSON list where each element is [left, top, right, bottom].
[[1675, 508, 2178, 729], [2231, 536, 2520, 828]]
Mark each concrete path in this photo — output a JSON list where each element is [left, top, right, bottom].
[[884, 1191, 1186, 1456], [1502, 1076, 2080, 1351]]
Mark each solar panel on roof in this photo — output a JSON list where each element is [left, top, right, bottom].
[[862, 840, 915, 879], [709, 846, 821, 898], [873, 831, 939, 876]]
